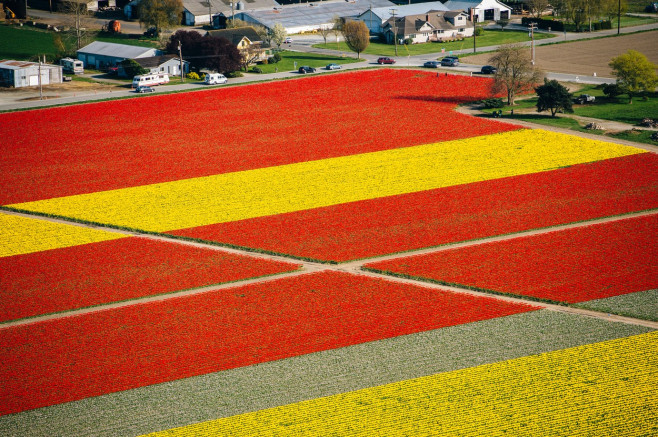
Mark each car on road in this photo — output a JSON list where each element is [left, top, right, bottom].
[[441, 57, 460, 67], [284, 37, 293, 44], [326, 63, 341, 70], [204, 73, 228, 85], [135, 86, 155, 93], [377, 57, 396, 64], [298, 66, 316, 74], [481, 65, 497, 74], [423, 60, 440, 68]]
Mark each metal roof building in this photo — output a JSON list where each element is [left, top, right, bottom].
[[236, 0, 396, 33], [0, 59, 63, 88], [76, 41, 163, 70], [182, 0, 279, 26]]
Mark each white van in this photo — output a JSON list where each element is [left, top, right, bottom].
[[204, 73, 227, 85], [60, 58, 84, 75], [131, 73, 169, 88]]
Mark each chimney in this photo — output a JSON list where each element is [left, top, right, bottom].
[[426, 14, 430, 22]]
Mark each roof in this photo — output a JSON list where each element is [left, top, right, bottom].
[[77, 41, 160, 59], [206, 26, 268, 47], [133, 55, 188, 68], [363, 2, 449, 22], [0, 60, 60, 70], [443, 0, 512, 11], [384, 11, 472, 35], [183, 0, 277, 16], [238, 0, 395, 30]]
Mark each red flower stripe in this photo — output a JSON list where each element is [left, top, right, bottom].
[[170, 153, 658, 262], [0, 270, 537, 415], [0, 237, 299, 322], [365, 214, 658, 304], [0, 70, 517, 205]]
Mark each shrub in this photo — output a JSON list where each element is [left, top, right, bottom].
[[250, 66, 263, 73], [272, 52, 282, 63], [186, 72, 200, 80], [474, 27, 484, 36], [483, 98, 504, 109], [225, 71, 243, 78], [603, 83, 623, 98]]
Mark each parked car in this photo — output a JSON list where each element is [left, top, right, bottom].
[[204, 73, 228, 85], [135, 86, 155, 93], [377, 57, 396, 64], [575, 94, 596, 104], [481, 65, 497, 74], [298, 66, 316, 74], [284, 37, 293, 44], [423, 60, 440, 68], [441, 57, 460, 67], [326, 63, 341, 70]]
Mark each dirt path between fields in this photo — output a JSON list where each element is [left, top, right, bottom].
[[2, 207, 657, 330]]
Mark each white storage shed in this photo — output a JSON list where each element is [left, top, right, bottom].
[[0, 60, 63, 88]]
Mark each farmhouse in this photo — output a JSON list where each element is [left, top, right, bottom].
[[355, 2, 449, 35], [383, 10, 473, 44], [0, 59, 63, 88], [77, 41, 163, 70], [207, 26, 270, 63], [443, 0, 512, 23], [129, 55, 190, 77]]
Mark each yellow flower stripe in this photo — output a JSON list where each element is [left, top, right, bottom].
[[142, 331, 658, 436], [10, 130, 645, 232], [0, 213, 124, 258]]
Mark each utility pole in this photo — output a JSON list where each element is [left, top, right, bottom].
[[178, 41, 184, 82], [38, 55, 43, 100], [529, 23, 537, 65], [473, 25, 476, 53], [231, 2, 235, 26], [617, 0, 621, 34], [390, 8, 398, 56]]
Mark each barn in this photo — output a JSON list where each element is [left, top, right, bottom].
[[0, 60, 63, 88]]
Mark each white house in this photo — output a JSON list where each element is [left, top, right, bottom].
[[77, 41, 163, 70], [0, 60, 63, 88], [383, 10, 473, 44], [443, 0, 512, 23], [355, 2, 449, 35], [130, 55, 190, 77]]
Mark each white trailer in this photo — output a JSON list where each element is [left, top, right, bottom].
[[60, 58, 84, 74], [131, 73, 169, 88]]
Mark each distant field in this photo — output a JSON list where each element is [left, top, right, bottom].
[[0, 24, 56, 60]]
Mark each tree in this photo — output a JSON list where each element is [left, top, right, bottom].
[[609, 50, 658, 103], [489, 44, 543, 105], [58, 0, 92, 51], [527, 0, 550, 18], [138, 0, 183, 37], [269, 22, 287, 50], [167, 30, 242, 74], [496, 18, 509, 30], [318, 24, 333, 45], [120, 59, 149, 77], [342, 20, 369, 59], [535, 78, 573, 117]]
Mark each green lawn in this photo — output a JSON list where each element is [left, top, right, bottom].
[[0, 24, 57, 61], [251, 50, 363, 74], [0, 24, 159, 62], [314, 30, 553, 57]]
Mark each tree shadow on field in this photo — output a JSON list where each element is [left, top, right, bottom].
[[393, 95, 483, 105]]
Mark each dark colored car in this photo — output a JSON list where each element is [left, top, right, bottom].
[[441, 57, 460, 67], [481, 65, 497, 74], [298, 66, 316, 74], [135, 86, 155, 93], [423, 60, 440, 68], [377, 57, 396, 64]]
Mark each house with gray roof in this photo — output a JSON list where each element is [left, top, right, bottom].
[[383, 10, 473, 44], [77, 41, 163, 70], [355, 2, 449, 35], [182, 0, 278, 26], [129, 55, 190, 77], [443, 0, 511, 23]]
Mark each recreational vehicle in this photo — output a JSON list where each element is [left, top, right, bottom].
[[59, 58, 84, 75], [131, 73, 169, 88]]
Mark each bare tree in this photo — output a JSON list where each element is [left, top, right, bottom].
[[318, 24, 333, 45], [342, 20, 369, 59], [527, 0, 550, 18], [138, 0, 184, 37], [58, 0, 92, 51], [489, 44, 543, 105]]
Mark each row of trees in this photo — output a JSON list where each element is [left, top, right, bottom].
[[527, 0, 627, 30], [487, 44, 657, 116]]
